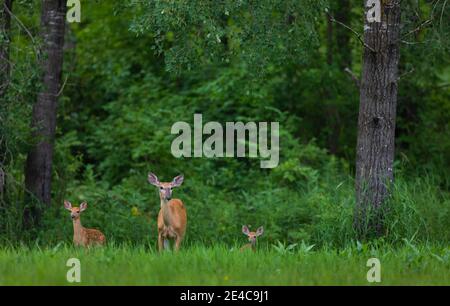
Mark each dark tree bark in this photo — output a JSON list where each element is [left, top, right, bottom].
[[24, 0, 66, 227], [0, 0, 13, 198], [355, 0, 401, 236]]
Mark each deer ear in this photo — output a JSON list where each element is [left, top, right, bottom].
[[242, 225, 250, 236], [256, 226, 264, 237], [79, 202, 87, 212], [64, 200, 72, 211], [171, 174, 184, 187], [148, 172, 160, 187]]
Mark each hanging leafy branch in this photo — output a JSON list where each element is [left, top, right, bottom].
[[128, 0, 326, 75]]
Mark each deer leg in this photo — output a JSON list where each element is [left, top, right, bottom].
[[158, 232, 164, 253], [174, 234, 183, 252], [164, 238, 170, 250]]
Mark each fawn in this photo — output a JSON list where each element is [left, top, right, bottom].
[[64, 200, 106, 247], [148, 172, 187, 252], [240, 225, 264, 252]]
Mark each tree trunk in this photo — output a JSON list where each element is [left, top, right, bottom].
[[0, 0, 13, 198], [24, 0, 66, 227], [355, 0, 401, 237]]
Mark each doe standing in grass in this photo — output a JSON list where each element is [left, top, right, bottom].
[[148, 172, 186, 252], [64, 200, 106, 247]]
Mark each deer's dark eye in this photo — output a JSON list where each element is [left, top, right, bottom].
[[160, 187, 163, 190]]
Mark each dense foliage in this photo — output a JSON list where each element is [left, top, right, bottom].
[[0, 1, 449, 249]]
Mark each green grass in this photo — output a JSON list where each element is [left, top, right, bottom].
[[0, 243, 449, 285]]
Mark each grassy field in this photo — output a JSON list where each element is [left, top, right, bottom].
[[0, 243, 449, 286]]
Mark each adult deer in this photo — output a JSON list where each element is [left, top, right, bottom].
[[148, 173, 186, 252], [64, 200, 106, 247], [240, 225, 264, 252]]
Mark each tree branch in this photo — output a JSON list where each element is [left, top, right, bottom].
[[397, 68, 415, 81], [402, 19, 432, 38], [327, 12, 376, 53], [3, 3, 40, 57], [344, 67, 360, 88], [57, 75, 69, 97]]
